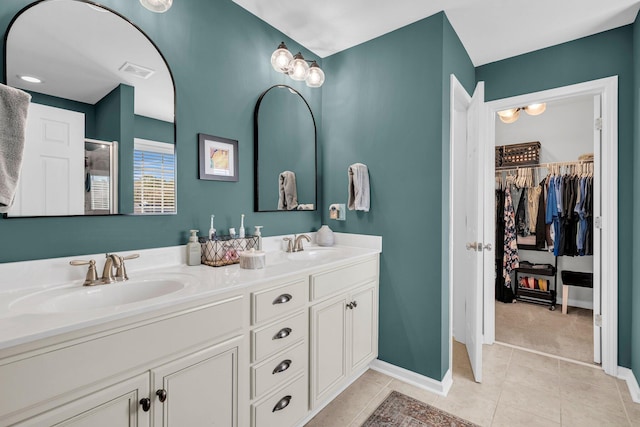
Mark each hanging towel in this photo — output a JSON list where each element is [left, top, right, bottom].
[[278, 171, 298, 210], [348, 163, 370, 212], [0, 83, 31, 213], [296, 204, 314, 210]]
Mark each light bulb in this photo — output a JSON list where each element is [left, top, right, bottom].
[[288, 52, 309, 81], [306, 61, 325, 87], [270, 42, 293, 73], [497, 108, 520, 124], [140, 0, 172, 13], [524, 103, 546, 116]]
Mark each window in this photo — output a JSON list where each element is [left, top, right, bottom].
[[133, 138, 175, 214]]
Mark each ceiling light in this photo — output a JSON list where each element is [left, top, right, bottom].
[[498, 103, 547, 123], [18, 75, 42, 84], [140, 0, 172, 13], [270, 42, 325, 88]]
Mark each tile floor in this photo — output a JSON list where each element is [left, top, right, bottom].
[[305, 341, 640, 426]]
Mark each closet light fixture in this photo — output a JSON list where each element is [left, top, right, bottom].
[[270, 42, 325, 88], [140, 0, 172, 13], [18, 75, 42, 84], [497, 103, 547, 124]]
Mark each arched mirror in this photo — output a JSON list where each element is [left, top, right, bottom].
[[4, 0, 176, 217], [254, 85, 317, 212]]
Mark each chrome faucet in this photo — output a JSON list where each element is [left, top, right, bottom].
[[293, 234, 311, 252], [70, 253, 140, 286]]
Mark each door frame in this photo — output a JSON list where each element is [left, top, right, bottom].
[[483, 76, 618, 376]]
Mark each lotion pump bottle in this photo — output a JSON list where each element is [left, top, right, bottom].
[[187, 230, 201, 266], [254, 226, 263, 250]]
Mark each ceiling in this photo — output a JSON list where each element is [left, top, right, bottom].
[[232, 0, 640, 66]]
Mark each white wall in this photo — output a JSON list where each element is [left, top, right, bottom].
[[496, 95, 594, 308]]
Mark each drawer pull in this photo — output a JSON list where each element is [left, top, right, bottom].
[[272, 359, 292, 374], [272, 293, 293, 305], [156, 389, 167, 402], [139, 398, 151, 412], [272, 395, 292, 412], [273, 327, 292, 340]]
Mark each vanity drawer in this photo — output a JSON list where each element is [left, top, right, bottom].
[[252, 278, 307, 325], [251, 310, 306, 362], [310, 257, 378, 301], [252, 340, 307, 399], [252, 373, 308, 427]]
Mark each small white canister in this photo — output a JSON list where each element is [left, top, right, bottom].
[[238, 248, 266, 269], [316, 225, 335, 247]]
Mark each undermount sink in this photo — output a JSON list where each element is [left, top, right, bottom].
[[287, 246, 337, 261], [10, 276, 189, 314]]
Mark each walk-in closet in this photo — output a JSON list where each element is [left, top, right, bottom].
[[494, 94, 597, 365]]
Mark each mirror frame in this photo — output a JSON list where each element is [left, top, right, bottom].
[[2, 0, 178, 219], [253, 84, 317, 212]]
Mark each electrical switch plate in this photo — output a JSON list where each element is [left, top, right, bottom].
[[329, 203, 346, 221]]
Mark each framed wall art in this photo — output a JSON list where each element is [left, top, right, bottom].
[[198, 133, 238, 181]]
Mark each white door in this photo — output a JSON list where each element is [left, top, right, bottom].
[[10, 103, 85, 216], [349, 284, 376, 372], [450, 76, 486, 383], [592, 94, 602, 364]]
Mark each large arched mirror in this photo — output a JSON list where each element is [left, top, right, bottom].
[[4, 0, 176, 217], [254, 85, 317, 212]]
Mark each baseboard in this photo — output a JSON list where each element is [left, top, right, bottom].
[[555, 297, 593, 310], [618, 366, 640, 403], [369, 359, 452, 397]]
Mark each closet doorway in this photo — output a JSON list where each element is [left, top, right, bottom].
[[484, 77, 618, 375]]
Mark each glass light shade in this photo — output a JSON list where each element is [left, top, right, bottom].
[[270, 42, 293, 73], [140, 0, 172, 13], [306, 61, 325, 87], [288, 53, 309, 81], [497, 108, 520, 124], [524, 103, 547, 116]]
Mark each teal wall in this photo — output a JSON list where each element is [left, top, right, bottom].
[[477, 26, 635, 368], [95, 84, 135, 213], [0, 0, 321, 263], [134, 115, 174, 144], [321, 12, 472, 380], [633, 14, 640, 383]]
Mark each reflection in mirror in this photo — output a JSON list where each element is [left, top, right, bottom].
[[4, 0, 176, 217], [254, 85, 317, 212]]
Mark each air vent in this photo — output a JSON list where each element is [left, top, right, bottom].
[[119, 62, 155, 79]]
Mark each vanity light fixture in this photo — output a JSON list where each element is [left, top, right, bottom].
[[18, 75, 42, 84], [497, 103, 547, 124], [270, 42, 325, 88], [140, 0, 172, 13]]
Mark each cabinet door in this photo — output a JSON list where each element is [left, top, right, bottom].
[[349, 284, 377, 372], [152, 336, 240, 427], [310, 294, 348, 408], [16, 374, 150, 427]]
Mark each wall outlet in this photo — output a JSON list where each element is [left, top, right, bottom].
[[329, 203, 346, 221]]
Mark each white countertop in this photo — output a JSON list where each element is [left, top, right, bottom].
[[0, 233, 381, 352]]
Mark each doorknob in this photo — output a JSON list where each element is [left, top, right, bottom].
[[483, 243, 492, 251], [466, 242, 479, 251]]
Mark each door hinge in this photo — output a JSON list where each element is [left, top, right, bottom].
[[594, 216, 603, 229], [595, 314, 602, 327], [595, 117, 603, 131]]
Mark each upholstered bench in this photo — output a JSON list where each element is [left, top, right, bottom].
[[560, 270, 593, 314]]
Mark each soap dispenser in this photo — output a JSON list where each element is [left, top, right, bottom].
[[187, 230, 201, 266]]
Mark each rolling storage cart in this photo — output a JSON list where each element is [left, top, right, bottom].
[[514, 258, 557, 310]]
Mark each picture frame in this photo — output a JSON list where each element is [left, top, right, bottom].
[[198, 133, 239, 181]]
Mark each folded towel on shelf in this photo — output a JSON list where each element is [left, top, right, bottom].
[[0, 83, 31, 213], [348, 163, 370, 212], [278, 171, 298, 210], [296, 204, 314, 210]]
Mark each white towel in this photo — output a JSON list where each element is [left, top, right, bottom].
[[0, 84, 31, 213], [278, 171, 298, 210], [296, 204, 314, 210], [348, 163, 370, 212]]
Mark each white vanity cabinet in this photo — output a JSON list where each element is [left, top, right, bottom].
[[0, 295, 245, 427], [309, 258, 379, 410]]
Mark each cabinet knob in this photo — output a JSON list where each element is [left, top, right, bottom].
[[351, 300, 357, 308], [156, 389, 167, 403], [272, 359, 292, 374], [346, 302, 353, 310], [272, 293, 292, 305], [139, 398, 151, 412], [272, 395, 292, 412], [272, 327, 292, 340]]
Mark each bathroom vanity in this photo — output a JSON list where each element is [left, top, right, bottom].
[[0, 235, 380, 427]]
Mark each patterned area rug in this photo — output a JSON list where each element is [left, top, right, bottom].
[[361, 391, 479, 427]]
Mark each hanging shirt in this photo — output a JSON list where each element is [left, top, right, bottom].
[[503, 187, 519, 288]]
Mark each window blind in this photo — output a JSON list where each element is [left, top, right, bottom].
[[133, 138, 175, 214]]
